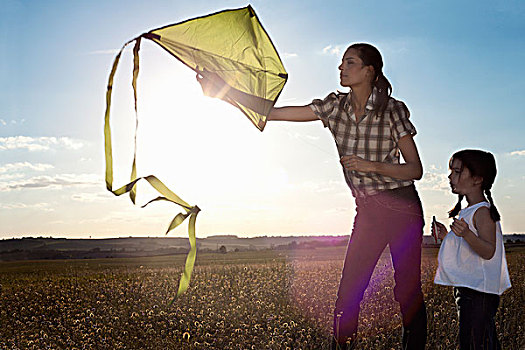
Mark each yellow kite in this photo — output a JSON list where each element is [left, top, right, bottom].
[[103, 5, 287, 300]]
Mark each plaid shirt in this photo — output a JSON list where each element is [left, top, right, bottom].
[[310, 88, 416, 198]]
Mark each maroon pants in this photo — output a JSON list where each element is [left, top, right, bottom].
[[333, 185, 427, 349]]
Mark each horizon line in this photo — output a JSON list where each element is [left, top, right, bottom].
[[2, 232, 525, 240]]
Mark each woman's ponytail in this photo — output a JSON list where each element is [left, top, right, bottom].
[[373, 71, 392, 119]]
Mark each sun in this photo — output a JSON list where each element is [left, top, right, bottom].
[[107, 46, 294, 236], [117, 51, 263, 200]]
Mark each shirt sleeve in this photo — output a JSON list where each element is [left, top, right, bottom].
[[390, 100, 417, 143], [309, 92, 339, 128]]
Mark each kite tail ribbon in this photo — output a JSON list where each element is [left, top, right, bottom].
[[103, 36, 199, 300]]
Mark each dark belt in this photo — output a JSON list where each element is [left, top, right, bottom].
[[356, 184, 419, 204]]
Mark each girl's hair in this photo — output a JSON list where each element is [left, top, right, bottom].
[[448, 149, 501, 221], [348, 43, 392, 118]]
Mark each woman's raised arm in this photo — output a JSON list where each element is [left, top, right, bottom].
[[196, 69, 318, 122], [267, 106, 318, 122]]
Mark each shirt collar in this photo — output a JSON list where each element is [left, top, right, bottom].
[[344, 87, 378, 113]]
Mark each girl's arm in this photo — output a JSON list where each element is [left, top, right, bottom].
[[450, 207, 497, 260], [340, 134, 423, 180], [196, 69, 318, 122]]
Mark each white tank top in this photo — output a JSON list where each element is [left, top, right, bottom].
[[434, 201, 511, 295]]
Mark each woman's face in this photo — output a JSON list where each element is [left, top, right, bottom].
[[338, 49, 374, 88]]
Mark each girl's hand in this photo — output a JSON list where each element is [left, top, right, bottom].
[[340, 155, 374, 173], [196, 68, 228, 98], [432, 221, 448, 240], [450, 218, 471, 238]]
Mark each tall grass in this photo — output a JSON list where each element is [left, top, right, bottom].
[[0, 247, 523, 349]]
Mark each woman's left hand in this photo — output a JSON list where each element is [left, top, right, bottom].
[[340, 155, 374, 173], [450, 218, 471, 238], [196, 68, 228, 98]]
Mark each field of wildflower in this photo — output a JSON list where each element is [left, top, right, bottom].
[[0, 246, 523, 349]]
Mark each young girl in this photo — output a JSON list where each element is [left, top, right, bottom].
[[433, 149, 511, 350], [198, 43, 427, 349]]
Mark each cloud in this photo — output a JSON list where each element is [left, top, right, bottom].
[[418, 165, 450, 192], [0, 119, 25, 126], [0, 173, 100, 191], [85, 49, 121, 55], [71, 192, 109, 202], [322, 44, 345, 56], [510, 150, 525, 156], [0, 162, 54, 173], [0, 173, 25, 181], [0, 136, 83, 151], [0, 202, 54, 211]]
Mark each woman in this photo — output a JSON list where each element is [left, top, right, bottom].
[[198, 43, 427, 349]]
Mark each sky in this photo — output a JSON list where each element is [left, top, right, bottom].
[[1, 0, 524, 239]]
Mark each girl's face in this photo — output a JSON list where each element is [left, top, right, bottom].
[[339, 49, 374, 88], [448, 158, 482, 195]]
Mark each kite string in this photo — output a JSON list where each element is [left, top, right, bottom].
[[275, 125, 423, 217], [275, 123, 340, 161]]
